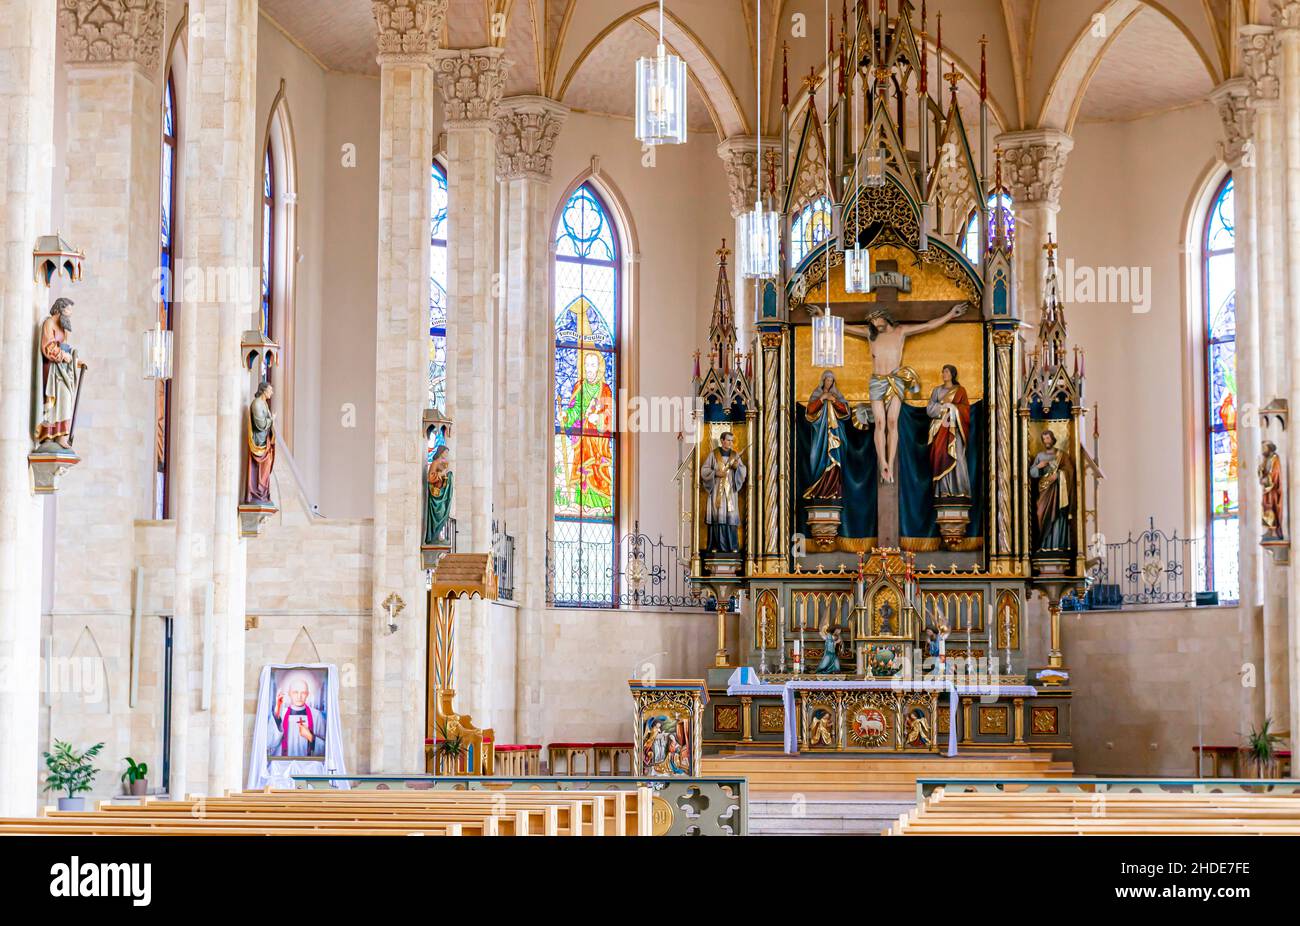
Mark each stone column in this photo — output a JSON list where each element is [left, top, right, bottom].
[[996, 130, 1073, 328], [435, 47, 508, 724], [54, 0, 163, 775], [717, 136, 780, 347], [1273, 0, 1300, 750], [0, 0, 56, 818], [1213, 75, 1265, 728], [173, 0, 258, 795], [1242, 23, 1290, 732], [368, 0, 445, 773], [496, 95, 566, 744]]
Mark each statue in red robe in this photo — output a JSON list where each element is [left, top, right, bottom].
[[1260, 440, 1285, 542], [926, 364, 971, 498], [244, 382, 275, 505]]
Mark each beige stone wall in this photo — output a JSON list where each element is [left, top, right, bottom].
[[1064, 604, 1252, 776], [537, 607, 714, 745]]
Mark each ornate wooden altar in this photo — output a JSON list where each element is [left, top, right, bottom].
[[673, 2, 1090, 760]]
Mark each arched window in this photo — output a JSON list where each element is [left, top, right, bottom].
[[260, 95, 297, 444], [790, 194, 833, 267], [552, 183, 621, 607], [260, 141, 275, 377], [1202, 174, 1238, 601], [429, 160, 448, 410], [154, 71, 179, 519], [960, 191, 1015, 265]]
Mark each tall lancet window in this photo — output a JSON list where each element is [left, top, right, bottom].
[[790, 194, 833, 267], [154, 71, 179, 519], [259, 142, 275, 379], [1203, 174, 1238, 601], [960, 192, 1015, 265], [552, 183, 621, 608], [429, 160, 449, 410]]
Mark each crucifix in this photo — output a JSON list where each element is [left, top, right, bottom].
[[801, 259, 970, 545]]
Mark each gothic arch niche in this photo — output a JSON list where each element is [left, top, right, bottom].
[[284, 626, 322, 665], [58, 626, 110, 716], [260, 81, 299, 450]]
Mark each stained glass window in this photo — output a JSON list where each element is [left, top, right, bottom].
[[430, 160, 449, 410], [1203, 174, 1238, 601], [260, 142, 275, 381], [790, 195, 834, 267], [552, 183, 620, 607], [961, 192, 1015, 265], [154, 72, 179, 519]]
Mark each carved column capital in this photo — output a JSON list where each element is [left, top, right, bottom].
[[372, 0, 447, 66], [994, 129, 1074, 210], [1240, 25, 1281, 102], [1211, 78, 1255, 168], [58, 0, 163, 73], [716, 136, 782, 217], [433, 47, 510, 126], [495, 96, 568, 182], [1271, 0, 1300, 30]]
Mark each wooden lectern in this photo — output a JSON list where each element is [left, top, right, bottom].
[[426, 553, 497, 775]]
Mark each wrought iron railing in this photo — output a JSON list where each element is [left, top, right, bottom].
[[492, 519, 515, 602], [1080, 517, 1212, 607], [546, 521, 706, 610], [442, 517, 514, 602]]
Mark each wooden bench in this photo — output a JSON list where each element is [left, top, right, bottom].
[[888, 788, 1300, 836], [0, 787, 654, 837]]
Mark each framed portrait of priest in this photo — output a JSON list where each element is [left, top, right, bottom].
[[267, 665, 328, 760]]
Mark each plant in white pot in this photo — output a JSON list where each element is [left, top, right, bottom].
[[43, 740, 104, 810], [121, 757, 149, 797]]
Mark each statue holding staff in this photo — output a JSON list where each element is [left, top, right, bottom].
[[34, 298, 87, 451]]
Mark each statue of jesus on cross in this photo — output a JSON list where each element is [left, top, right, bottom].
[[845, 302, 969, 484]]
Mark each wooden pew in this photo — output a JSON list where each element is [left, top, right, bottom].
[[888, 788, 1300, 836], [0, 786, 654, 837]]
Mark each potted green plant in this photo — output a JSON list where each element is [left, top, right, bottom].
[[435, 723, 464, 774], [121, 757, 149, 797], [1246, 718, 1284, 778], [42, 740, 104, 810]]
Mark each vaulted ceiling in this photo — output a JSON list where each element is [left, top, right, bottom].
[[258, 0, 1248, 137]]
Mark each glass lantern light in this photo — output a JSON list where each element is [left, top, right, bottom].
[[142, 322, 173, 381], [740, 201, 781, 278], [844, 244, 872, 293], [811, 310, 844, 368], [635, 44, 688, 146]]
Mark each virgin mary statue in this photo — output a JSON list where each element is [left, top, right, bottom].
[[804, 370, 850, 499]]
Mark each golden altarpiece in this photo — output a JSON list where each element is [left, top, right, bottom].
[[676, 1, 1092, 759]]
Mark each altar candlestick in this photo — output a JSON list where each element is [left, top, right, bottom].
[[987, 604, 994, 682]]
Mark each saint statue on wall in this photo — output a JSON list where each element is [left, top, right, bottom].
[[34, 298, 86, 452], [803, 370, 849, 499], [425, 444, 453, 546], [1260, 440, 1285, 542], [243, 382, 275, 505], [1029, 429, 1073, 553], [699, 430, 747, 553], [926, 364, 971, 498], [845, 302, 967, 484]]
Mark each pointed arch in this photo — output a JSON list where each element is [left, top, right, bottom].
[[554, 3, 749, 139], [285, 626, 322, 664], [153, 15, 188, 519], [1038, 0, 1219, 133], [260, 81, 299, 449], [548, 168, 638, 607]]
